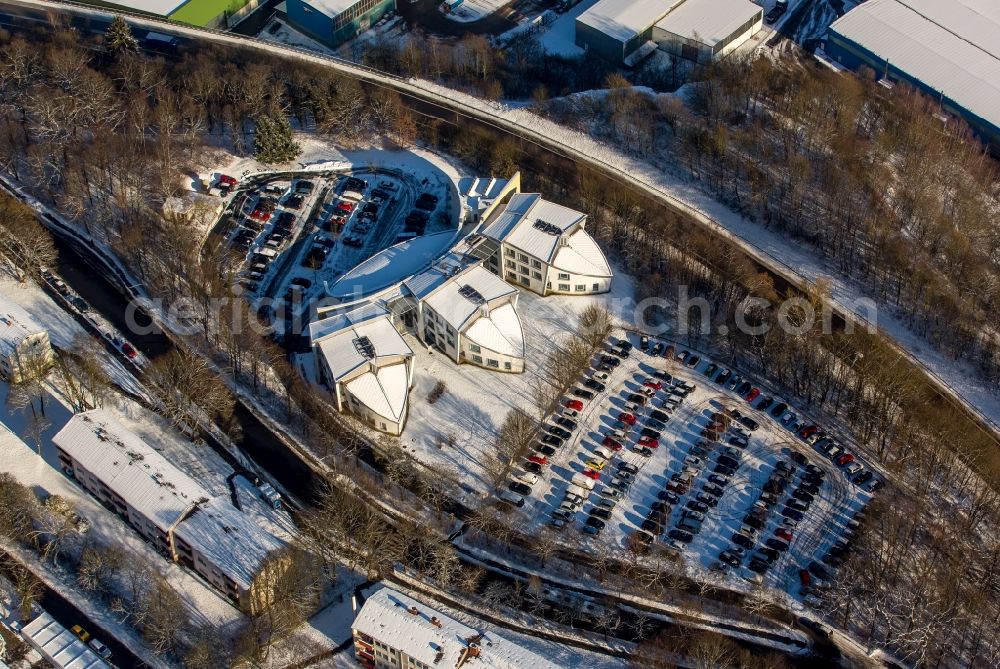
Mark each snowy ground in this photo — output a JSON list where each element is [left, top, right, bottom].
[[536, 0, 595, 57]]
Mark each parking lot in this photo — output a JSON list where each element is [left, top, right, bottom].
[[219, 168, 452, 319], [504, 333, 878, 599]]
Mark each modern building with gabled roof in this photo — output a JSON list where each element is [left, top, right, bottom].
[[480, 193, 613, 297], [352, 587, 563, 669], [0, 296, 54, 383], [309, 302, 415, 435], [403, 257, 525, 372], [20, 611, 106, 669], [52, 410, 287, 612]]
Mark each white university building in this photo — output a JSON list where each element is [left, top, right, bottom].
[[310, 302, 415, 435], [480, 193, 613, 297], [352, 587, 563, 669]]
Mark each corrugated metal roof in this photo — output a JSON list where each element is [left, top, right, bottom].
[[172, 496, 285, 590], [577, 0, 684, 42], [829, 0, 1000, 133], [352, 587, 564, 669], [21, 612, 106, 669], [654, 0, 762, 46], [52, 411, 208, 533]]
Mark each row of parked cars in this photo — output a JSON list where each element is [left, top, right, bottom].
[[235, 180, 315, 293], [682, 348, 881, 493]]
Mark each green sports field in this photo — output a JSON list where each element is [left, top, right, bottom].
[[168, 0, 249, 27]]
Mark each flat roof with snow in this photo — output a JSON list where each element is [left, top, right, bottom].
[[326, 232, 456, 301], [0, 296, 46, 358], [577, 0, 683, 42], [353, 587, 563, 669], [52, 410, 209, 533], [654, 0, 762, 47], [21, 611, 106, 669], [299, 0, 359, 17], [172, 496, 285, 590], [828, 0, 1000, 137]]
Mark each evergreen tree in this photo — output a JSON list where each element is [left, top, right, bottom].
[[103, 16, 138, 55], [253, 115, 301, 165]]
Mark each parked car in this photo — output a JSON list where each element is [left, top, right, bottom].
[[566, 399, 584, 411], [541, 434, 563, 447], [573, 388, 595, 400], [554, 416, 577, 430], [745, 387, 761, 403], [584, 378, 606, 392], [669, 529, 694, 543], [509, 481, 531, 496], [618, 412, 637, 425], [549, 425, 572, 440]]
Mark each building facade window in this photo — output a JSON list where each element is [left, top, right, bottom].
[[470, 343, 481, 353], [504, 361, 512, 370], [518, 264, 528, 275], [593, 283, 600, 291], [472, 354, 483, 364], [487, 359, 499, 367], [575, 284, 585, 291], [558, 283, 570, 291], [531, 259, 541, 269], [532, 271, 542, 280], [558, 272, 570, 280], [517, 253, 529, 262], [505, 259, 516, 269], [505, 248, 515, 257]]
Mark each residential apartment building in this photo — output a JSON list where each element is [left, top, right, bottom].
[[352, 587, 563, 669], [481, 193, 613, 297], [0, 298, 54, 382], [310, 302, 415, 435], [53, 410, 286, 612]]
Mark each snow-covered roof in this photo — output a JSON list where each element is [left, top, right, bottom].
[[483, 194, 611, 277], [21, 611, 106, 669], [417, 265, 518, 334], [458, 174, 516, 212], [173, 496, 285, 590], [326, 231, 456, 301], [311, 304, 413, 382], [828, 0, 1000, 134], [103, 0, 188, 17], [552, 229, 614, 278], [52, 411, 209, 533], [482, 193, 587, 263], [654, 0, 762, 46], [463, 302, 525, 358], [0, 297, 46, 358], [577, 0, 684, 43], [299, 0, 359, 17], [345, 362, 410, 422], [352, 587, 563, 669]]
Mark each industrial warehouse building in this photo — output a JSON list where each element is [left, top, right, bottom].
[[826, 0, 1000, 151], [53, 410, 287, 612], [352, 587, 563, 669], [285, 0, 395, 47], [576, 0, 762, 64]]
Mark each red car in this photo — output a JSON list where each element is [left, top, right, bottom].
[[528, 455, 548, 466], [799, 425, 819, 439], [618, 412, 637, 425], [643, 379, 662, 390], [775, 527, 793, 541], [602, 436, 624, 451], [121, 342, 138, 359], [667, 482, 688, 494], [583, 469, 601, 480], [745, 388, 760, 403], [218, 174, 238, 187], [837, 453, 855, 466], [638, 436, 658, 449], [336, 201, 355, 213], [799, 569, 811, 587], [566, 399, 584, 411]]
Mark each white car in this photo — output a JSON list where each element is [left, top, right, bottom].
[[844, 462, 864, 476], [593, 371, 609, 382], [89, 639, 112, 660], [515, 471, 538, 486], [562, 408, 580, 420], [594, 446, 615, 460]]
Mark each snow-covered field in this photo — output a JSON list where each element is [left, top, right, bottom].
[[537, 0, 596, 57]]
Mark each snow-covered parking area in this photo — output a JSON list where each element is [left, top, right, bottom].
[[506, 334, 874, 599]]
